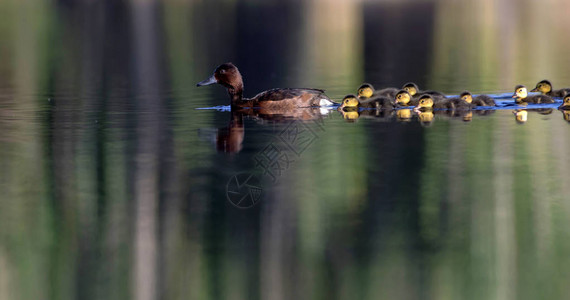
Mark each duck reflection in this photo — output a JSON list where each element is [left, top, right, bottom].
[[513, 109, 528, 124], [561, 110, 570, 123], [417, 111, 434, 126], [203, 108, 331, 153], [397, 108, 413, 122]]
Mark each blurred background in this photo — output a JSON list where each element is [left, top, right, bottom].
[[1, 0, 570, 299]]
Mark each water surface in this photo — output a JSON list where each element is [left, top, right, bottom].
[[1, 0, 570, 300]]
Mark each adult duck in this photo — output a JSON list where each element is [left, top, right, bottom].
[[197, 63, 335, 108]]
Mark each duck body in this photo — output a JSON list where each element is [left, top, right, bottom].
[[360, 96, 395, 109], [472, 95, 496, 106], [458, 91, 495, 107], [197, 63, 334, 108], [415, 92, 446, 102], [432, 98, 455, 110], [402, 82, 446, 98], [357, 83, 399, 100], [530, 79, 570, 97], [448, 97, 473, 110], [246, 88, 333, 109], [516, 94, 555, 104]]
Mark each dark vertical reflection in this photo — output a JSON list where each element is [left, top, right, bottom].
[[362, 2, 436, 87], [130, 1, 167, 300]]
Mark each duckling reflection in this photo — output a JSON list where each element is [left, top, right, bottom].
[[357, 83, 399, 100], [397, 108, 413, 122], [530, 79, 570, 97], [417, 111, 435, 126], [512, 85, 554, 104], [559, 94, 570, 110], [338, 109, 360, 122], [561, 111, 570, 123], [513, 109, 528, 124], [462, 111, 473, 122]]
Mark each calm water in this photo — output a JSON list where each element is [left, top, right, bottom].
[[1, 0, 570, 299]]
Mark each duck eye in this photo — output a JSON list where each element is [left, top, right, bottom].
[[220, 69, 226, 74]]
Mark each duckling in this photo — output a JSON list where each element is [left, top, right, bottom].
[[414, 94, 455, 111], [559, 94, 570, 110], [338, 94, 395, 111], [197, 63, 335, 108], [513, 109, 528, 124], [512, 85, 554, 104], [402, 82, 446, 98], [459, 91, 496, 106], [530, 79, 570, 97], [357, 83, 399, 100], [394, 90, 418, 106]]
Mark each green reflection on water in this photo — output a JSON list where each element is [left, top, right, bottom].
[[1, 1, 570, 300]]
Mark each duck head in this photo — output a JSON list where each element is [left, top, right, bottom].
[[512, 85, 528, 101], [357, 83, 375, 99], [338, 94, 360, 111], [460, 91, 473, 104], [402, 82, 419, 96], [417, 95, 434, 110], [530, 79, 552, 94], [197, 63, 244, 101], [395, 90, 412, 105]]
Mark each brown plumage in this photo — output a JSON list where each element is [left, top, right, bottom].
[[197, 63, 333, 108]]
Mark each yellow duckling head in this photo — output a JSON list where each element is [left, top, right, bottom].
[[530, 79, 552, 94], [357, 83, 375, 99], [397, 108, 413, 122], [338, 94, 360, 111], [512, 85, 528, 102], [402, 82, 419, 96], [417, 95, 434, 110], [395, 90, 412, 105], [561, 94, 570, 109], [513, 109, 528, 124], [418, 111, 434, 126], [460, 91, 473, 104]]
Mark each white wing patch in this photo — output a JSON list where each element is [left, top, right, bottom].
[[319, 98, 335, 106]]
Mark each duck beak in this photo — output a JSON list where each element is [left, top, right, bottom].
[[512, 94, 517, 98], [530, 87, 538, 92], [196, 75, 217, 87]]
